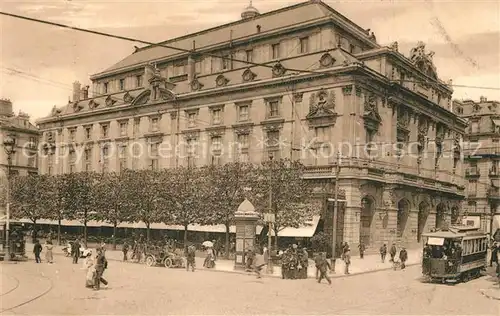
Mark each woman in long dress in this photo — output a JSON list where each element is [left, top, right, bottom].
[[45, 240, 54, 264], [83, 252, 95, 288]]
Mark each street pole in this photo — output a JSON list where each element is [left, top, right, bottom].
[[267, 154, 274, 274], [5, 154, 11, 262], [331, 152, 341, 272]]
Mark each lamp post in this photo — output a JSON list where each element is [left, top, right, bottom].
[[265, 153, 274, 274], [3, 134, 16, 262]]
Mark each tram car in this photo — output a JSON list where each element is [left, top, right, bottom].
[[0, 219, 27, 260], [421, 225, 488, 283]]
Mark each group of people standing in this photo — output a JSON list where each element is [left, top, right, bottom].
[[83, 247, 109, 291], [379, 243, 408, 269]]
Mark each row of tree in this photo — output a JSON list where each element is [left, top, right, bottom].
[[8, 159, 319, 257]]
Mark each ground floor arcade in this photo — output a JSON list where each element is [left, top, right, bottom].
[[318, 179, 464, 255]]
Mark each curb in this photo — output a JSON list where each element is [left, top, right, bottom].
[[480, 289, 500, 301], [50, 252, 419, 280]]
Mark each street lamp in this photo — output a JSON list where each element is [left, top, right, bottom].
[[3, 134, 16, 262], [265, 153, 274, 274]]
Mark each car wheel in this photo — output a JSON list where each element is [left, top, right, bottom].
[[145, 255, 156, 267], [164, 258, 173, 268]]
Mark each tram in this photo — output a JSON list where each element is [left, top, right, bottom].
[[0, 218, 27, 260], [421, 225, 488, 283]]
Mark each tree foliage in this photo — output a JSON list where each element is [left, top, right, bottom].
[[250, 159, 315, 247]]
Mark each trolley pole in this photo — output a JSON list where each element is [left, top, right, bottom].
[[4, 152, 12, 262], [266, 154, 274, 274], [330, 152, 341, 272]]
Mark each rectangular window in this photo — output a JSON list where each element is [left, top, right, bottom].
[[119, 79, 125, 91], [195, 60, 202, 74], [150, 159, 159, 170], [150, 117, 159, 132], [237, 134, 249, 149], [246, 50, 253, 62], [211, 136, 222, 152], [272, 43, 280, 59], [136, 75, 143, 87], [47, 154, 54, 175], [268, 100, 279, 118], [119, 122, 128, 136], [188, 113, 196, 128], [468, 180, 478, 195], [133, 118, 140, 136], [132, 145, 140, 170], [27, 156, 35, 167], [238, 152, 249, 163], [68, 128, 76, 142], [239, 105, 249, 121], [267, 131, 279, 147], [212, 109, 221, 125], [101, 124, 109, 138], [84, 149, 92, 171], [187, 139, 196, 167], [222, 54, 231, 70], [69, 150, 76, 173], [101, 146, 109, 173], [150, 143, 159, 157], [103, 82, 109, 94], [211, 155, 221, 166], [315, 127, 330, 142], [173, 62, 187, 76], [471, 121, 479, 133], [84, 126, 92, 140], [119, 145, 127, 172], [349, 44, 355, 53], [300, 37, 309, 54]]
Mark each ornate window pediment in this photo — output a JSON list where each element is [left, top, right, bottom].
[[215, 74, 230, 87], [396, 106, 411, 133], [319, 53, 336, 68], [242, 68, 257, 82], [88, 99, 99, 110], [409, 41, 438, 79], [123, 91, 133, 103], [363, 93, 381, 131], [271, 62, 286, 77], [105, 95, 117, 107], [306, 88, 337, 127], [158, 88, 175, 101], [191, 77, 204, 91], [131, 90, 151, 106]]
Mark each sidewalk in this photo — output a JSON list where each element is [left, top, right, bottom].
[[25, 242, 422, 279]]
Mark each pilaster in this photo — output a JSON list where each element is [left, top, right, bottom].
[[342, 181, 361, 246], [382, 186, 399, 245]]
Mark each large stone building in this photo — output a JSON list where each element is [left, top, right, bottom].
[[36, 0, 467, 250], [457, 96, 500, 235]]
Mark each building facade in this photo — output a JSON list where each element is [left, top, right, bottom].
[[458, 96, 500, 234], [36, 0, 467, 250]]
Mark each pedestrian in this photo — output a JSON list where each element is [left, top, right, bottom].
[[253, 250, 266, 279], [344, 247, 351, 275], [45, 240, 54, 264], [490, 242, 498, 267], [72, 239, 81, 264], [83, 252, 95, 288], [186, 244, 196, 272], [358, 242, 365, 259], [93, 247, 108, 291], [317, 252, 332, 285], [389, 243, 397, 263], [314, 252, 323, 280], [380, 244, 387, 263], [122, 242, 129, 262], [33, 239, 42, 263], [245, 248, 255, 272], [399, 247, 408, 269]]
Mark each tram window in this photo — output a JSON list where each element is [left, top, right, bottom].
[[464, 241, 469, 255]]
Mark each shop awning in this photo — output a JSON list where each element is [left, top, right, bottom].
[[275, 216, 320, 238]]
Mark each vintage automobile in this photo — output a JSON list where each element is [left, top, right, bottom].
[[421, 225, 488, 283], [145, 247, 185, 268]]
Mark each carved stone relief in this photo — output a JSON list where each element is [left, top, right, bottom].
[[355, 87, 362, 97], [72, 102, 83, 112], [342, 85, 353, 96], [105, 96, 117, 107], [293, 93, 303, 103], [308, 89, 335, 117], [215, 74, 230, 87], [182, 131, 199, 141], [409, 41, 438, 79], [396, 106, 410, 130], [191, 77, 204, 91], [271, 62, 286, 77], [319, 53, 336, 68], [242, 68, 256, 82], [383, 188, 397, 209], [389, 41, 399, 52], [234, 126, 252, 135], [88, 99, 99, 110], [123, 92, 133, 103]]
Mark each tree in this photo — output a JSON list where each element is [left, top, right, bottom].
[[61, 172, 98, 247], [251, 158, 315, 249], [10, 174, 51, 241], [93, 171, 135, 250], [205, 162, 257, 258], [45, 174, 74, 245], [310, 232, 330, 253], [126, 169, 164, 241], [168, 166, 208, 249]]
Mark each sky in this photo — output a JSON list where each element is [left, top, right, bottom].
[[0, 0, 499, 121]]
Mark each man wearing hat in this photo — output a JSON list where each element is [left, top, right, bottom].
[[399, 247, 408, 269], [93, 247, 109, 290]]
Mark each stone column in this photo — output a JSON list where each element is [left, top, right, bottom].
[[405, 209, 419, 248], [342, 182, 361, 246], [382, 186, 399, 245]]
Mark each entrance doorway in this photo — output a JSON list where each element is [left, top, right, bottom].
[[436, 203, 446, 229], [359, 196, 374, 246], [397, 199, 410, 238], [417, 202, 429, 243]]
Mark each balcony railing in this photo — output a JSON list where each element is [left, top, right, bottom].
[[465, 168, 480, 177]]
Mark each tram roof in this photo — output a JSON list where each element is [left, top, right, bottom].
[[422, 225, 486, 239]]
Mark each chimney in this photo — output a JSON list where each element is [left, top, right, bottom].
[[81, 85, 89, 100], [72, 81, 81, 102], [480, 96, 487, 102], [0, 98, 13, 117]]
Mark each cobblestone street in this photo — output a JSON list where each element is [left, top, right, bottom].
[[1, 257, 498, 315]]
